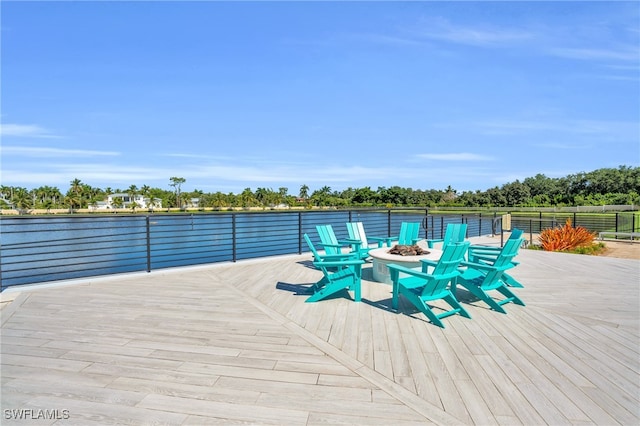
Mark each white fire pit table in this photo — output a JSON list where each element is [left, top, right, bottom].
[[369, 241, 443, 284]]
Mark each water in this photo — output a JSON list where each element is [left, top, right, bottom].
[[0, 211, 494, 289]]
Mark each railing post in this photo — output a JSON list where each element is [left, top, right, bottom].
[[421, 208, 429, 239], [298, 211, 303, 254], [615, 212, 619, 233], [479, 213, 482, 237], [232, 213, 237, 262], [440, 216, 444, 239], [539, 211, 542, 233], [387, 209, 391, 236], [430, 215, 434, 239], [146, 215, 151, 272]]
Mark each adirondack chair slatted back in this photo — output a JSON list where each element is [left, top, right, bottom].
[[509, 228, 524, 240], [346, 222, 367, 248], [467, 228, 525, 289], [316, 225, 341, 255], [445, 223, 467, 245], [491, 237, 524, 270], [427, 223, 467, 248], [398, 222, 420, 245], [303, 233, 322, 261], [423, 241, 470, 297]]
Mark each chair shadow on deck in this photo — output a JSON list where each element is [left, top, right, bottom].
[[453, 286, 523, 313], [275, 281, 353, 301], [297, 259, 317, 269]]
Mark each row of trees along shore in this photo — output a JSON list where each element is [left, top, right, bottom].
[[1, 166, 639, 212]]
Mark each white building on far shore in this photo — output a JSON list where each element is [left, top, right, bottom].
[[93, 193, 162, 210]]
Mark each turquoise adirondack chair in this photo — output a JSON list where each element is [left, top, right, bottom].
[[345, 222, 373, 259], [303, 233, 360, 263], [370, 222, 421, 247], [306, 258, 364, 303], [303, 234, 364, 302], [316, 224, 368, 260], [388, 241, 471, 328], [455, 237, 526, 313], [426, 223, 468, 249], [467, 228, 524, 288]]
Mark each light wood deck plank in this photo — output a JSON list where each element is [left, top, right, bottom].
[[1, 239, 638, 425]]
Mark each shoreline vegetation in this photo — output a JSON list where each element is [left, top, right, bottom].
[[3, 205, 639, 216], [1, 166, 639, 214]]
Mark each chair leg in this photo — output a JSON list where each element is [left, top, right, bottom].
[[457, 281, 507, 314], [392, 281, 400, 310], [443, 293, 471, 319], [496, 285, 525, 306], [414, 297, 445, 328], [502, 272, 524, 288], [306, 280, 346, 303], [311, 275, 329, 292], [351, 279, 361, 302]]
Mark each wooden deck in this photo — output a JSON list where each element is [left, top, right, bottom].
[[1, 237, 639, 425]]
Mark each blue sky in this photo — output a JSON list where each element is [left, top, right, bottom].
[[2, 1, 639, 195]]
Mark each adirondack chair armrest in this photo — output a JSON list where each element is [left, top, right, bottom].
[[319, 243, 344, 250], [370, 236, 397, 242], [469, 245, 501, 252], [317, 253, 360, 261], [460, 260, 495, 271], [369, 236, 397, 247], [340, 238, 362, 244], [339, 238, 362, 250], [387, 263, 430, 280], [461, 260, 515, 273], [468, 253, 499, 264], [411, 237, 422, 245], [419, 258, 438, 273], [426, 238, 444, 248]]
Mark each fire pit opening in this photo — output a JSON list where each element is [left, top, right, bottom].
[[388, 244, 430, 256]]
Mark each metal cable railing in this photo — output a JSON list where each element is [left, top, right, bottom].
[[2, 209, 636, 290]]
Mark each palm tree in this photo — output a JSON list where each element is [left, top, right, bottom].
[[0, 185, 11, 199], [12, 187, 32, 213], [299, 184, 309, 200], [68, 179, 83, 210], [127, 184, 138, 209], [169, 177, 186, 208], [239, 188, 257, 208], [278, 187, 288, 205], [140, 185, 152, 210], [50, 187, 63, 208], [34, 186, 48, 207], [111, 196, 123, 210]]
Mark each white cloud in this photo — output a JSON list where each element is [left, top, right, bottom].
[[1, 146, 120, 157], [415, 18, 532, 47], [474, 119, 638, 139], [548, 46, 639, 62], [415, 153, 494, 161], [0, 124, 61, 138]]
